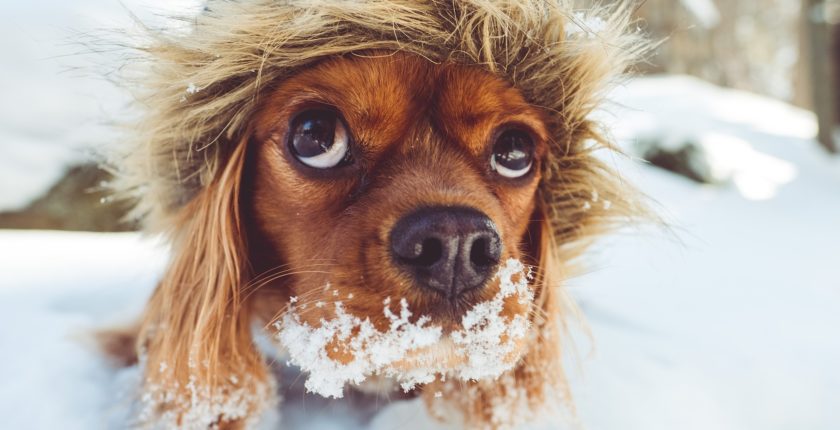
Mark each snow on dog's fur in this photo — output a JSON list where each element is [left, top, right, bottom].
[[276, 259, 534, 398], [101, 1, 649, 429]]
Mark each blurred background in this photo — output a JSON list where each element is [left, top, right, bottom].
[[0, 1, 838, 429]]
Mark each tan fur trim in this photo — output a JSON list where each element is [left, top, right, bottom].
[[111, 0, 648, 235]]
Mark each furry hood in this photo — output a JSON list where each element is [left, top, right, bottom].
[[113, 0, 645, 238]]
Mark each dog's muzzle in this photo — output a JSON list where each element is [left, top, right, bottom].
[[389, 206, 502, 300]]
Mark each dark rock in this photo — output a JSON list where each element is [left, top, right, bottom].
[[636, 137, 718, 184], [0, 163, 138, 232]]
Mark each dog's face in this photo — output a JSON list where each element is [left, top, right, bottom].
[[245, 52, 547, 365]]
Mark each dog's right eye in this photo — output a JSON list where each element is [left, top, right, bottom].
[[288, 110, 351, 169], [491, 129, 534, 179]]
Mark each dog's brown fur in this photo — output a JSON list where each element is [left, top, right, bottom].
[[103, 1, 648, 428], [246, 54, 546, 330]]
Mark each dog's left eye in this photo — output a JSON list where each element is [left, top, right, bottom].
[[288, 110, 351, 169], [491, 129, 534, 178]]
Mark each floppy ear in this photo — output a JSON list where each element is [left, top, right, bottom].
[[137, 138, 274, 428], [423, 205, 575, 429]]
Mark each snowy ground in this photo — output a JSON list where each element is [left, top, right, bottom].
[[569, 76, 840, 430], [2, 2, 840, 429]]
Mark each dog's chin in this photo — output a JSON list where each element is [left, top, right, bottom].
[[386, 334, 528, 372], [349, 337, 529, 397], [341, 333, 530, 396]]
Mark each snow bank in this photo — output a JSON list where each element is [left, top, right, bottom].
[[0, 231, 168, 429], [567, 75, 840, 430], [602, 75, 826, 200]]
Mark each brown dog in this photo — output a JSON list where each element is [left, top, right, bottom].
[[103, 1, 646, 429]]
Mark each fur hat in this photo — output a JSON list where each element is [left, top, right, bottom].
[[113, 0, 646, 241]]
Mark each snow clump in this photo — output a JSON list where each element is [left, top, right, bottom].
[[274, 259, 534, 398]]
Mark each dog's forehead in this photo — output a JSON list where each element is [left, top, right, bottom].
[[256, 52, 547, 155]]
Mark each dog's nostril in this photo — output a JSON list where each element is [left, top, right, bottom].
[[469, 237, 493, 267], [411, 238, 443, 267]]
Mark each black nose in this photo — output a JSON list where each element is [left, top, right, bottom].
[[389, 206, 502, 299]]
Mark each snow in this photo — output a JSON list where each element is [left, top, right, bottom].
[[276, 259, 534, 398], [605, 75, 827, 200], [569, 75, 840, 430], [277, 297, 444, 398], [0, 231, 168, 429], [140, 368, 276, 430]]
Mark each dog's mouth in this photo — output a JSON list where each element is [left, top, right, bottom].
[[273, 259, 534, 398]]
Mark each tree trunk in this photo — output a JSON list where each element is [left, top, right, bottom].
[[806, 0, 838, 153]]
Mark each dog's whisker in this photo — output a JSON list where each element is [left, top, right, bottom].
[[246, 261, 337, 286], [238, 270, 336, 306], [243, 268, 334, 294], [241, 262, 337, 293]]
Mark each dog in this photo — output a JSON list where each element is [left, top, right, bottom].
[[101, 1, 646, 429]]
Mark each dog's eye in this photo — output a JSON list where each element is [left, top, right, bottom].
[[491, 130, 534, 178], [288, 110, 351, 169]]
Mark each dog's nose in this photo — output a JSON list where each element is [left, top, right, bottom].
[[389, 206, 502, 299]]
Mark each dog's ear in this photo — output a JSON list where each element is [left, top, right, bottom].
[[515, 204, 578, 416], [424, 205, 575, 428], [137, 137, 273, 428]]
